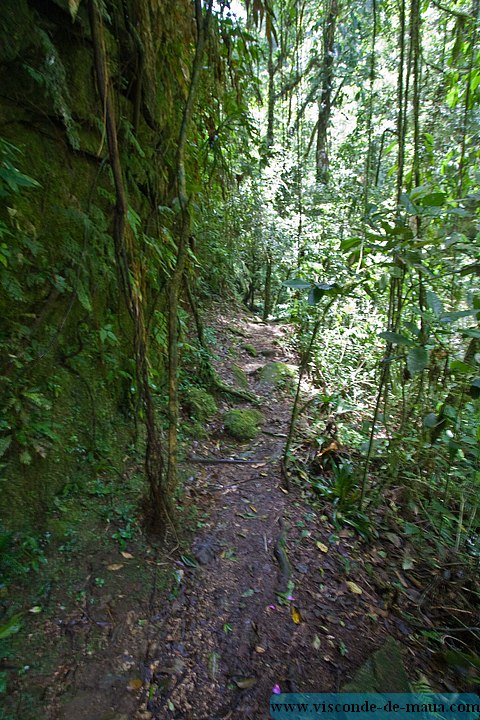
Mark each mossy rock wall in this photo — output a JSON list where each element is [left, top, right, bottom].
[[0, 0, 193, 529]]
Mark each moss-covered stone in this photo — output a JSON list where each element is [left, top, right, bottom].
[[223, 409, 264, 440], [182, 386, 217, 422], [258, 362, 297, 387], [242, 343, 258, 357], [231, 363, 249, 389]]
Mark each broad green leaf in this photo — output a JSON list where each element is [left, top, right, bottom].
[[423, 413, 439, 428], [316, 282, 338, 293], [407, 347, 428, 374], [460, 263, 480, 276], [441, 309, 480, 322], [340, 237, 362, 251], [379, 331, 415, 347], [282, 278, 311, 289], [450, 360, 474, 374], [470, 378, 480, 399], [0, 613, 23, 639], [426, 290, 443, 318], [443, 404, 457, 420], [399, 193, 418, 215], [308, 287, 323, 305], [418, 192, 447, 207]]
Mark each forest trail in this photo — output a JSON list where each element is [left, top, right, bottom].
[[41, 311, 408, 720], [130, 312, 398, 719]]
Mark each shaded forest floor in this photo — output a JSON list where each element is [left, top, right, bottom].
[[4, 307, 476, 720]]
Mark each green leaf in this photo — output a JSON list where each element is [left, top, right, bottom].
[[0, 436, 12, 458], [340, 237, 362, 251], [399, 193, 418, 215], [76, 279, 92, 312], [423, 413, 439, 428], [0, 613, 23, 639], [282, 278, 311, 289], [308, 286, 324, 305], [379, 331, 415, 347], [441, 309, 480, 322], [460, 263, 480, 277], [417, 192, 447, 208], [450, 360, 474, 374], [68, 0, 81, 20], [180, 554, 198, 568], [19, 450, 32, 465], [469, 378, 480, 399], [426, 290, 443, 318], [407, 347, 428, 374]]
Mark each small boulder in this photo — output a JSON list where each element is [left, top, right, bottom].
[[223, 409, 264, 440]]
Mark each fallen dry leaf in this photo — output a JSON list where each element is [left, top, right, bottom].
[[346, 581, 362, 595], [316, 541, 328, 553], [233, 676, 257, 689], [107, 563, 124, 571], [291, 606, 302, 624], [127, 677, 143, 691], [121, 551, 134, 559], [386, 532, 402, 548]]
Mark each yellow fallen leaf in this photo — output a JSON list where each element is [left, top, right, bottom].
[[121, 551, 134, 559], [346, 581, 363, 595], [107, 563, 123, 571], [316, 541, 328, 553], [291, 606, 302, 624], [127, 677, 143, 691], [255, 645, 266, 653], [249, 505, 257, 513]]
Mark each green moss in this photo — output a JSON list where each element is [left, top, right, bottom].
[[223, 409, 264, 440], [259, 361, 297, 388], [242, 343, 258, 357], [182, 386, 217, 422], [231, 363, 249, 389]]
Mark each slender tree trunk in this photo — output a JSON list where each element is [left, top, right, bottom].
[[263, 252, 272, 320], [396, 0, 407, 204], [266, 29, 275, 149], [166, 0, 213, 497], [315, 0, 339, 184]]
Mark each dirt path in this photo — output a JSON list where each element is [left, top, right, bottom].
[[132, 315, 393, 719], [29, 312, 406, 720]]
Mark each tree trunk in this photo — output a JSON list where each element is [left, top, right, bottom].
[[315, 0, 339, 184], [166, 0, 213, 497], [263, 253, 272, 320]]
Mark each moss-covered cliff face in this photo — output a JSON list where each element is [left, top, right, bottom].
[[0, 0, 193, 529]]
